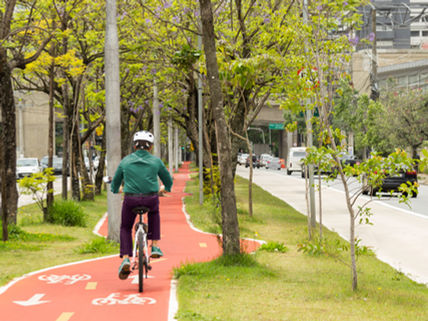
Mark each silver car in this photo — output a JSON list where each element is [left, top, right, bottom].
[[266, 157, 281, 170]]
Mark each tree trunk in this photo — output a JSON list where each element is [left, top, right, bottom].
[[95, 128, 107, 195], [46, 46, 55, 213], [70, 120, 81, 201], [199, 0, 240, 255], [61, 90, 71, 200], [0, 48, 18, 241], [245, 132, 253, 217]]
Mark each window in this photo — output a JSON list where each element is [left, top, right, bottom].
[[409, 74, 419, 88], [423, 31, 428, 37], [411, 31, 420, 37], [420, 72, 428, 85]]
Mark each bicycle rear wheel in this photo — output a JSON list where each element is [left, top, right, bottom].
[[138, 236, 144, 292]]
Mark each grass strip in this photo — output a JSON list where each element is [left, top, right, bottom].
[[0, 192, 118, 286], [176, 174, 428, 321]]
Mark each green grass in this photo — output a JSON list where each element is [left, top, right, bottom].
[[0, 193, 117, 286], [176, 174, 428, 321]]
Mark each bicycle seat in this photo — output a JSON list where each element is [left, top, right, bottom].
[[132, 206, 149, 214]]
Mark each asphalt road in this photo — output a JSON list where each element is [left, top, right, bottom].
[[251, 167, 428, 218], [236, 165, 428, 286]]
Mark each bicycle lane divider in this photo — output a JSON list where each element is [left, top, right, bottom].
[[0, 162, 262, 321]]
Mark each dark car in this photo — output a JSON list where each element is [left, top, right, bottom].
[[339, 154, 361, 167], [363, 170, 418, 197], [245, 155, 261, 168], [40, 156, 64, 175]]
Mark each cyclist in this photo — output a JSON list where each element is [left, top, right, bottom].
[[111, 130, 173, 280]]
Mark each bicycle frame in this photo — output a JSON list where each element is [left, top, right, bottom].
[[132, 215, 150, 270]]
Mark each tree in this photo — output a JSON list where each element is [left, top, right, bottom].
[[199, 0, 240, 255], [293, 0, 422, 292], [1, 0, 51, 240], [380, 87, 428, 157]]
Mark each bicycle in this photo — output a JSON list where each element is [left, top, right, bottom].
[[131, 206, 152, 293]]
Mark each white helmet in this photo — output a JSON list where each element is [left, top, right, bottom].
[[133, 130, 154, 143]]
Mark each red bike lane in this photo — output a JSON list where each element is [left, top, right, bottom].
[[0, 162, 261, 321]]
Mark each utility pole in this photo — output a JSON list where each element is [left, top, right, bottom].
[[174, 126, 179, 171], [303, 0, 316, 230], [198, 34, 204, 205], [153, 80, 160, 158], [168, 117, 173, 174], [105, 0, 122, 242], [370, 5, 378, 101]]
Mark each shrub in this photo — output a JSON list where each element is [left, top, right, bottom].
[[48, 200, 87, 227], [76, 237, 118, 254], [259, 241, 289, 253]]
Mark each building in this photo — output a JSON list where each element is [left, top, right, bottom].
[[14, 91, 51, 160], [353, 0, 428, 94]]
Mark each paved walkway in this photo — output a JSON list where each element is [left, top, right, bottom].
[[236, 166, 428, 286], [0, 163, 260, 321]]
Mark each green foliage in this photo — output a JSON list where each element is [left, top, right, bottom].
[[297, 237, 374, 258], [76, 237, 119, 254], [258, 241, 288, 253], [7, 224, 74, 242], [172, 44, 201, 69], [174, 253, 260, 280], [18, 169, 56, 214], [47, 200, 87, 227], [297, 237, 349, 256], [203, 164, 221, 199]]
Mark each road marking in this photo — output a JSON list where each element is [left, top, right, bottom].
[[92, 293, 156, 305], [129, 275, 155, 284], [56, 312, 74, 321], [86, 282, 97, 290], [150, 257, 167, 264], [199, 243, 207, 248], [13, 293, 49, 306]]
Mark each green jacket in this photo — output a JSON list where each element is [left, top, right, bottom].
[[111, 149, 173, 194]]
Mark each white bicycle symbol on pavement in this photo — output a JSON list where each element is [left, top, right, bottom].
[[38, 274, 91, 285], [92, 293, 157, 306]]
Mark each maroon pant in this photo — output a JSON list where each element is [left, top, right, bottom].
[[120, 194, 160, 258]]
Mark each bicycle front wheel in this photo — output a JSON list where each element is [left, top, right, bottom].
[[138, 236, 144, 292]]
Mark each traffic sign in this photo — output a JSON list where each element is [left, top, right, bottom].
[[269, 123, 284, 130]]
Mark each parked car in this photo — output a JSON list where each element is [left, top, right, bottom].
[[266, 157, 281, 170], [286, 147, 307, 175], [362, 170, 418, 197], [339, 153, 361, 167], [40, 156, 64, 175], [237, 153, 249, 166], [259, 153, 273, 167], [245, 155, 261, 168], [301, 163, 337, 178], [16, 158, 41, 178]]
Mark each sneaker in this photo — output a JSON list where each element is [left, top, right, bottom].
[[118, 258, 131, 280], [151, 246, 163, 258]]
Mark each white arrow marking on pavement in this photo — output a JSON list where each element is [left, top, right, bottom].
[[129, 275, 155, 284], [14, 293, 50, 306]]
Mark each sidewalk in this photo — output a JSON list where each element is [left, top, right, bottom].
[[236, 166, 428, 286], [0, 162, 260, 321]]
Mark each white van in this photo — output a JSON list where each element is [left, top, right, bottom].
[[286, 147, 307, 175]]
